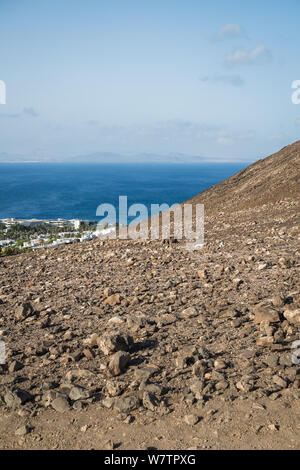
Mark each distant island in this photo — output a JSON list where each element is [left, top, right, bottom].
[[0, 151, 249, 164]]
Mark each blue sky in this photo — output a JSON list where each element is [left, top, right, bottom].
[[0, 0, 300, 161]]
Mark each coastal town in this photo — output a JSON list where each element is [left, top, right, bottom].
[[0, 218, 115, 255]]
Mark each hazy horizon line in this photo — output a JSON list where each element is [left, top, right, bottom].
[[0, 151, 256, 165]]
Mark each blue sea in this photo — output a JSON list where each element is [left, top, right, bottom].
[[0, 162, 248, 222]]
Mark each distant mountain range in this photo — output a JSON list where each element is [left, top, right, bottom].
[[0, 151, 244, 164]]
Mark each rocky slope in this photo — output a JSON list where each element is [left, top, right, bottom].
[[0, 142, 299, 450], [187, 140, 300, 214]]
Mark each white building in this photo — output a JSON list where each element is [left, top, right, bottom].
[[0, 239, 14, 247], [71, 219, 82, 230]]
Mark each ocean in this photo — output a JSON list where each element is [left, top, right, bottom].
[[0, 162, 248, 222]]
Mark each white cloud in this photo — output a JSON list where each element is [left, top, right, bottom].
[[23, 107, 39, 117], [148, 121, 255, 149], [215, 23, 243, 40], [268, 133, 288, 142], [200, 74, 244, 87], [225, 45, 272, 67], [0, 112, 21, 118]]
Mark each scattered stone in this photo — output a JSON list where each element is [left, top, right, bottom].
[[106, 380, 126, 397], [253, 306, 280, 324], [51, 396, 70, 413], [108, 316, 124, 325], [197, 270, 207, 279], [256, 336, 274, 347], [181, 307, 198, 318], [103, 294, 121, 306], [272, 375, 288, 389], [258, 263, 268, 270], [214, 359, 227, 370], [15, 302, 34, 321], [80, 424, 91, 433], [272, 296, 284, 308], [268, 424, 279, 432], [124, 415, 134, 424], [143, 391, 159, 411], [15, 425, 31, 436], [108, 351, 131, 376], [142, 383, 164, 396], [189, 378, 204, 397], [192, 361, 205, 377], [102, 397, 115, 409], [82, 348, 94, 359], [236, 381, 252, 393], [114, 396, 140, 413], [98, 333, 133, 356], [175, 351, 194, 369], [134, 366, 159, 381], [63, 330, 73, 341], [4, 389, 32, 409], [73, 401, 83, 411], [104, 439, 116, 450], [8, 360, 24, 373], [104, 287, 114, 297], [83, 333, 99, 348], [42, 381, 58, 391], [283, 309, 300, 326], [65, 369, 94, 382], [42, 390, 57, 407], [69, 385, 90, 401], [184, 414, 199, 426]]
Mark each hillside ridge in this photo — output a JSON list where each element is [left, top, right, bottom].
[[186, 140, 300, 214]]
